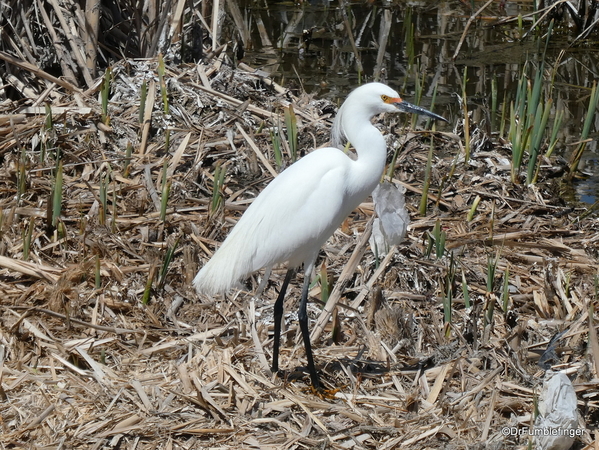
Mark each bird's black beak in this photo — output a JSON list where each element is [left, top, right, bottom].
[[394, 99, 449, 123]]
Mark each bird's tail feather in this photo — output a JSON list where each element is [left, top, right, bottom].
[[193, 233, 256, 296]]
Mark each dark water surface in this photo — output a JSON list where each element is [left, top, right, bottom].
[[234, 0, 599, 204]]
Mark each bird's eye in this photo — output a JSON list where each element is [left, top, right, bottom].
[[381, 95, 389, 102]]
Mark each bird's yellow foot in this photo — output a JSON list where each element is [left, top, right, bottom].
[[308, 384, 339, 399]]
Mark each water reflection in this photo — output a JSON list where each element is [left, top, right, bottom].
[[238, 0, 599, 203]]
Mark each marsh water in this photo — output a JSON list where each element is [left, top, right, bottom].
[[233, 0, 599, 204]]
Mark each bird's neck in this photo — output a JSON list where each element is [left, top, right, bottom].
[[344, 117, 387, 198]]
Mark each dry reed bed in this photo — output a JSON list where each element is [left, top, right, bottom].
[[0, 50, 598, 449]]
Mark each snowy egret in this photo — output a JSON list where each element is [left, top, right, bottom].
[[194, 82, 447, 388]]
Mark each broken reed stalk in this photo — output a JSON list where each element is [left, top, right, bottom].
[[403, 7, 415, 70], [338, 0, 363, 81], [17, 147, 27, 206], [491, 75, 497, 132], [160, 160, 170, 223], [462, 66, 470, 163], [501, 266, 510, 314], [95, 254, 101, 289], [124, 142, 133, 177], [101, 67, 112, 125], [139, 81, 147, 125], [443, 253, 455, 337], [22, 217, 34, 261], [99, 173, 108, 226], [373, 8, 392, 82], [84, 0, 100, 76], [157, 55, 171, 152]]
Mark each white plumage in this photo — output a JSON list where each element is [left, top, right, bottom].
[[193, 82, 446, 388]]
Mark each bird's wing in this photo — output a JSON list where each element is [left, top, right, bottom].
[[194, 147, 357, 295], [234, 147, 353, 269]]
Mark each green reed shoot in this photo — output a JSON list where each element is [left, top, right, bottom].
[[101, 67, 112, 125], [52, 161, 63, 228], [139, 81, 147, 124], [509, 65, 539, 184], [425, 233, 434, 258], [319, 262, 330, 306], [462, 67, 470, 162], [157, 54, 169, 115], [22, 217, 34, 260], [527, 99, 552, 184], [462, 270, 471, 308], [142, 268, 154, 305], [508, 98, 528, 182], [508, 22, 557, 184], [284, 105, 298, 162], [419, 138, 434, 216], [426, 219, 446, 259], [545, 109, 563, 158], [160, 160, 171, 223], [158, 237, 180, 289], [486, 252, 498, 293], [270, 126, 283, 169], [467, 195, 481, 222], [564, 271, 571, 298], [569, 82, 599, 177], [44, 102, 53, 131], [210, 163, 226, 214], [501, 267, 510, 314], [435, 221, 446, 259], [387, 147, 399, 179]]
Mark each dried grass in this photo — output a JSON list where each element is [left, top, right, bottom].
[[0, 28, 598, 450]]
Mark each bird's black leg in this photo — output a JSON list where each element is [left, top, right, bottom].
[[298, 271, 321, 389], [272, 269, 294, 374]]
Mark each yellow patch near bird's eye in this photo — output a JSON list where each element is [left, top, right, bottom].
[[382, 94, 401, 104]]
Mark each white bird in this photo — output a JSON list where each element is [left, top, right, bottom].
[[194, 82, 447, 388]]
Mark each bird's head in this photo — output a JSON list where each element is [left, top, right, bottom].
[[332, 82, 448, 148], [365, 83, 448, 122]]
